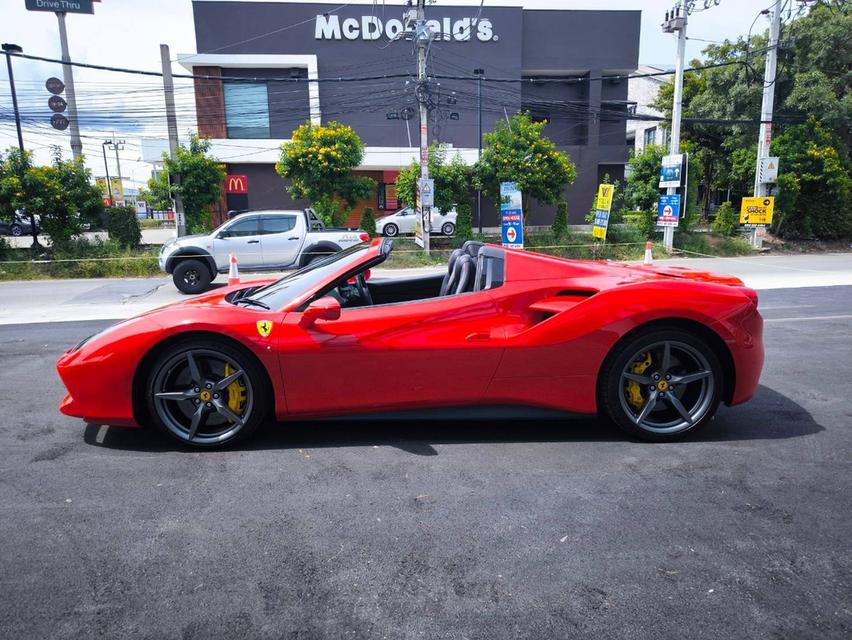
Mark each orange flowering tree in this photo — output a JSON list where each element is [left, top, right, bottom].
[[474, 112, 576, 220], [277, 121, 375, 226]]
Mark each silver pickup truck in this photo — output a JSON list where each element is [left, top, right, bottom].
[[159, 209, 369, 293]]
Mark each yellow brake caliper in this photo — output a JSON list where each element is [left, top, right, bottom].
[[222, 363, 247, 415], [626, 352, 652, 410]]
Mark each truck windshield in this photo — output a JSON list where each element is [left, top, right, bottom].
[[245, 243, 372, 310]]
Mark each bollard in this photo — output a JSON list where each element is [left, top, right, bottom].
[[227, 253, 240, 285]]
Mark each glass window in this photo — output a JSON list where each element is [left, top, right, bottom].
[[225, 217, 260, 237], [643, 127, 657, 147], [224, 83, 270, 139], [261, 215, 297, 234]]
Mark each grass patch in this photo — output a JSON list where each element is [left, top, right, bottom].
[[0, 237, 161, 281]]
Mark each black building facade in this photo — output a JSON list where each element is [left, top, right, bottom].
[[185, 1, 640, 225]]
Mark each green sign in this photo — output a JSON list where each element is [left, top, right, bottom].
[[25, 0, 95, 14]]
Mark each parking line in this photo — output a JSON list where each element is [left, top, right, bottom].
[[764, 314, 852, 323]]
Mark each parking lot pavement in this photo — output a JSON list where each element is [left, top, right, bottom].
[[0, 285, 850, 639]]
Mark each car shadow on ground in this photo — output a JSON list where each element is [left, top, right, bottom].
[[83, 385, 824, 455]]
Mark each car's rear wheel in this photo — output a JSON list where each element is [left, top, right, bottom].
[[383, 223, 399, 237], [10, 224, 23, 237], [146, 339, 269, 447], [598, 327, 722, 442], [442, 222, 455, 236], [173, 259, 212, 294]]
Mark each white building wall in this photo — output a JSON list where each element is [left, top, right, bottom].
[[626, 65, 670, 155]]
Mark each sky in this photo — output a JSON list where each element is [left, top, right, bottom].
[[0, 0, 784, 188]]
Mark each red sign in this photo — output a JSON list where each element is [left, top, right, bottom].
[[226, 174, 248, 194]]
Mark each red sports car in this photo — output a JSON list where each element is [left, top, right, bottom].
[[57, 239, 763, 448]]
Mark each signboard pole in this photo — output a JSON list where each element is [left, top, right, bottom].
[[751, 0, 782, 249], [415, 0, 431, 255], [160, 44, 186, 237], [56, 12, 83, 160], [662, 4, 687, 252]]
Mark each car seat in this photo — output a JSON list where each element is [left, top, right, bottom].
[[439, 248, 464, 296]]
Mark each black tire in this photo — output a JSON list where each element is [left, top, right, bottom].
[[598, 327, 723, 442], [441, 222, 455, 236], [383, 223, 399, 237], [10, 224, 23, 237], [145, 338, 270, 448], [307, 252, 331, 265], [173, 259, 212, 294]]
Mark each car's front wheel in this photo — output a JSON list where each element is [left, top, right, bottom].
[[382, 223, 399, 237], [10, 224, 23, 237], [173, 259, 212, 294], [441, 222, 455, 236], [598, 327, 723, 442], [146, 339, 269, 447]]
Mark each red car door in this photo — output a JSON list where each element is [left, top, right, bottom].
[[276, 291, 506, 416]]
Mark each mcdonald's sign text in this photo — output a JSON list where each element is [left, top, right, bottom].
[[225, 175, 248, 194]]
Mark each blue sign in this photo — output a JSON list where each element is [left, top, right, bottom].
[[500, 181, 524, 248], [657, 194, 681, 227]]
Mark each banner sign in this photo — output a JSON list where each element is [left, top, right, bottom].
[[739, 196, 774, 226], [225, 174, 248, 194], [657, 194, 681, 227], [500, 181, 524, 248], [96, 177, 124, 203], [659, 153, 685, 188], [26, 0, 95, 14], [592, 183, 615, 240]]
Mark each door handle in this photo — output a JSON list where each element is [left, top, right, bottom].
[[288, 236, 299, 240], [247, 240, 260, 244], [466, 331, 490, 342]]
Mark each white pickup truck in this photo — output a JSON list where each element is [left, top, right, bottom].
[[159, 209, 369, 293]]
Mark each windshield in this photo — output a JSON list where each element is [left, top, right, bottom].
[[246, 243, 373, 310]]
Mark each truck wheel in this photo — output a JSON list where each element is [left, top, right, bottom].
[[173, 259, 212, 294], [442, 222, 455, 236], [383, 223, 399, 237]]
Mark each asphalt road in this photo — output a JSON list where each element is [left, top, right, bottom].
[[1, 286, 850, 639]]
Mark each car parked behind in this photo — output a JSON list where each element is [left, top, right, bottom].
[[375, 207, 457, 237]]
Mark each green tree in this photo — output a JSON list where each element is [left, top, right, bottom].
[[276, 121, 375, 226], [107, 205, 142, 248], [395, 144, 472, 213], [147, 135, 225, 234], [455, 202, 473, 244], [711, 201, 738, 236], [359, 206, 377, 237], [474, 112, 576, 220], [624, 145, 665, 213], [0, 147, 103, 250], [551, 200, 568, 238], [771, 118, 852, 239]]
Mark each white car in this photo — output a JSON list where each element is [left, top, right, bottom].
[[159, 209, 368, 294], [375, 207, 457, 237]]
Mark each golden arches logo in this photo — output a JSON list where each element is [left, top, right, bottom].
[[226, 175, 247, 194]]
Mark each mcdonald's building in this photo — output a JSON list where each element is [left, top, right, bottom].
[[183, 0, 640, 226]]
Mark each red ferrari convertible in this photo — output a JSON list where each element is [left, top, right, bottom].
[[57, 239, 763, 447]]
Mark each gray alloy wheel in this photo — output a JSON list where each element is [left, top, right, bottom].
[[599, 328, 722, 441], [147, 343, 265, 447], [10, 224, 23, 237], [442, 222, 455, 236], [383, 223, 399, 237]]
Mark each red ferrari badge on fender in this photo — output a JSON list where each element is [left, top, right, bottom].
[[256, 320, 273, 337]]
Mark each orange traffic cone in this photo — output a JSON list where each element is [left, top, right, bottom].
[[227, 253, 240, 285], [643, 241, 653, 265]]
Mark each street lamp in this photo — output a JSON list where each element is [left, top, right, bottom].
[[2, 43, 24, 151]]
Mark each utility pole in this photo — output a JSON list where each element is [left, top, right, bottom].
[[160, 44, 186, 236], [662, 3, 687, 253], [56, 12, 83, 160], [107, 136, 125, 203], [414, 0, 431, 255], [101, 141, 113, 203], [474, 67, 484, 234], [751, 0, 782, 249], [2, 44, 24, 151]]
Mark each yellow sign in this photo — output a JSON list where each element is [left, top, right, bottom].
[[740, 196, 775, 226], [256, 320, 273, 338], [592, 226, 607, 239], [596, 184, 614, 211], [95, 177, 124, 203]]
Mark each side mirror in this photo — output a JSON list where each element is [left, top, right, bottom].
[[299, 296, 341, 328]]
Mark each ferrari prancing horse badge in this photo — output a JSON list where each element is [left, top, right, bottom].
[[256, 320, 273, 337]]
